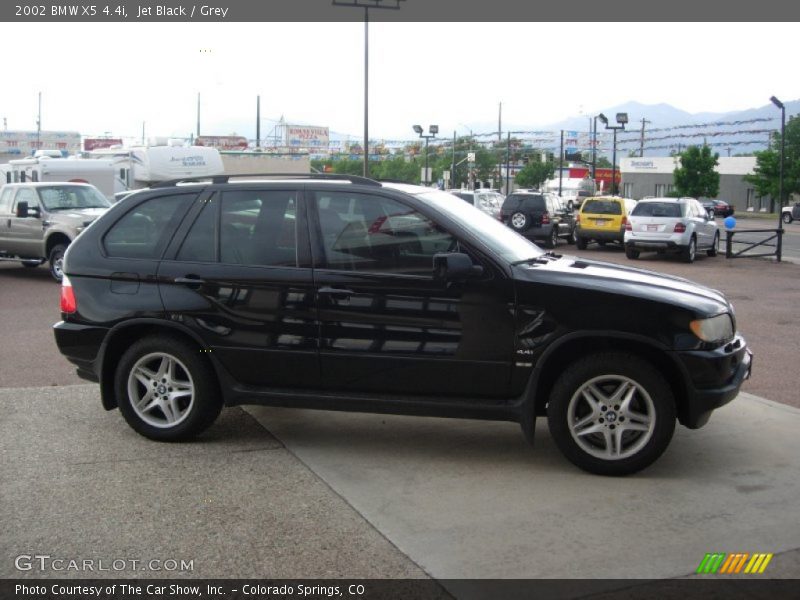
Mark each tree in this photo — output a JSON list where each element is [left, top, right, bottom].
[[673, 145, 720, 198], [745, 115, 800, 207], [515, 159, 555, 189]]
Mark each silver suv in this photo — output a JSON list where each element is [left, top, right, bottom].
[[624, 197, 719, 263], [0, 182, 110, 280]]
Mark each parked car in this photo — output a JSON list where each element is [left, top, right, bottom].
[[624, 197, 719, 263], [501, 191, 575, 248], [575, 196, 637, 249], [54, 174, 751, 476], [701, 199, 734, 218], [0, 182, 110, 280], [782, 202, 800, 224], [448, 189, 503, 220]]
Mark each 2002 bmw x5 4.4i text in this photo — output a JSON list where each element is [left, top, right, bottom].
[[54, 174, 752, 475]]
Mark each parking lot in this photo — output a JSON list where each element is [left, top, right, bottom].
[[2, 229, 800, 589]]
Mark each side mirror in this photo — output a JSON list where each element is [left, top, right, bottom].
[[16, 201, 29, 218], [706, 210, 715, 220], [433, 252, 484, 281]]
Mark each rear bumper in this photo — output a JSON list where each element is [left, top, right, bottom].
[[53, 320, 107, 382], [625, 239, 684, 253], [676, 336, 752, 428], [576, 227, 624, 242]]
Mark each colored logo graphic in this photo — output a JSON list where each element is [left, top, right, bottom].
[[696, 553, 773, 574]]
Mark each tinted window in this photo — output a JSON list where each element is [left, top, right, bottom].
[[220, 190, 297, 267], [177, 197, 217, 263], [583, 199, 622, 215], [315, 192, 455, 276], [453, 192, 474, 204], [104, 194, 194, 259], [631, 202, 682, 218], [522, 195, 546, 211]]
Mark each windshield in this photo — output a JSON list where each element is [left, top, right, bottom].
[[418, 190, 544, 262], [39, 186, 111, 210]]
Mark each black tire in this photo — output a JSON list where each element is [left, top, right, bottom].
[[48, 244, 68, 282], [510, 211, 529, 232], [576, 236, 588, 250], [546, 353, 676, 476], [545, 227, 558, 249], [567, 200, 574, 212], [783, 212, 793, 224], [115, 335, 222, 441], [625, 246, 640, 259], [682, 237, 696, 263], [566, 227, 576, 245], [707, 232, 720, 257], [21, 259, 43, 268]]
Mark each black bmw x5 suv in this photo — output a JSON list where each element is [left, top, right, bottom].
[[54, 174, 752, 475]]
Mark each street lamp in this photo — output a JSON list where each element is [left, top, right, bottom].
[[413, 124, 438, 186], [770, 96, 785, 228], [333, 0, 406, 178], [599, 112, 627, 195]]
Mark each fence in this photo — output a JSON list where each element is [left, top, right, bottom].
[[724, 228, 783, 261]]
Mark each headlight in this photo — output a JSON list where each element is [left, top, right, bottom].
[[690, 314, 734, 343]]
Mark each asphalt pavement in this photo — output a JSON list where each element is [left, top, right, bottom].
[[2, 231, 800, 590]]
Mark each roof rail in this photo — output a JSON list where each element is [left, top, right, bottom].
[[150, 172, 382, 188]]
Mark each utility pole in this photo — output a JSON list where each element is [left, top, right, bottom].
[[505, 131, 511, 195], [639, 118, 650, 157], [559, 130, 564, 196], [497, 101, 502, 188], [36, 91, 42, 149], [196, 92, 201, 138], [256, 95, 261, 148], [451, 130, 456, 189]]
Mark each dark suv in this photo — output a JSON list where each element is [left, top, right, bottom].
[[54, 174, 752, 476], [501, 191, 575, 248]]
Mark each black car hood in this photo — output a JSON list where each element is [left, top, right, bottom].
[[512, 254, 730, 317]]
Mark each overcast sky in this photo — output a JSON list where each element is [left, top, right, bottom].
[[1, 22, 797, 141]]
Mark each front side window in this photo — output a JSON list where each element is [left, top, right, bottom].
[[15, 188, 38, 209], [315, 192, 455, 276], [104, 194, 195, 259]]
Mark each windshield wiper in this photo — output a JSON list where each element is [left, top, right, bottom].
[[511, 252, 562, 266]]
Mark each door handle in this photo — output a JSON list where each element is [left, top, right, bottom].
[[318, 286, 354, 299], [174, 276, 205, 287]]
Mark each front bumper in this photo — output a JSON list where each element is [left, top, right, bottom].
[[675, 335, 752, 428]]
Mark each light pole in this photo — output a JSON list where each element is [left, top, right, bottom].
[[599, 112, 627, 195], [333, 1, 405, 178], [770, 96, 785, 226], [413, 124, 438, 186]]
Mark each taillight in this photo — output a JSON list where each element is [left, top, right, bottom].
[[60, 275, 77, 314], [621, 215, 627, 226], [541, 212, 551, 224], [625, 221, 632, 231], [576, 214, 581, 224], [674, 223, 687, 233]]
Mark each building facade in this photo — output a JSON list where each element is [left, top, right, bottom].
[[619, 156, 770, 212]]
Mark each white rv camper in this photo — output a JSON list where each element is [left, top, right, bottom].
[[86, 139, 224, 193], [5, 154, 117, 199]]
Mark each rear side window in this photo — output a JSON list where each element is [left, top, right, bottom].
[[631, 202, 682, 218], [523, 195, 546, 212], [220, 190, 298, 267], [104, 194, 195, 259], [583, 199, 622, 215]]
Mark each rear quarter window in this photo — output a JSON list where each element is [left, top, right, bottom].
[[103, 193, 196, 259]]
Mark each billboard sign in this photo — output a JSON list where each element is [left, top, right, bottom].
[[83, 138, 123, 151], [286, 125, 329, 148], [195, 135, 249, 150]]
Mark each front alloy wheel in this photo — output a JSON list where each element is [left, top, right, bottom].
[[48, 243, 68, 282], [547, 353, 676, 475], [783, 212, 793, 224]]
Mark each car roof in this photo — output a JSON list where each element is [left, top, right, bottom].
[[638, 196, 695, 203], [1, 182, 97, 188]]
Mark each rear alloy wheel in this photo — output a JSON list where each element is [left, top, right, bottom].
[[48, 244, 68, 282], [682, 237, 696, 263], [115, 336, 222, 441], [510, 212, 529, 231], [625, 246, 640, 259], [547, 353, 676, 476], [707, 232, 720, 257], [545, 227, 558, 249]]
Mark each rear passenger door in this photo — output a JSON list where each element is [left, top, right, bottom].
[[157, 187, 319, 389]]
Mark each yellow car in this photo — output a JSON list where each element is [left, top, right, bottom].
[[575, 196, 637, 249]]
